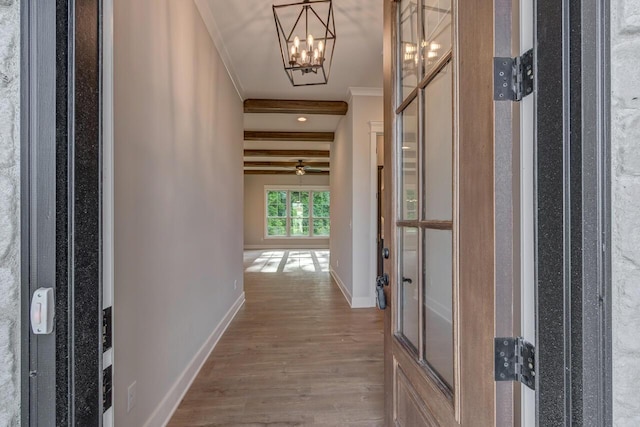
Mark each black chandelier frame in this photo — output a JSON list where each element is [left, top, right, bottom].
[[273, 0, 336, 86]]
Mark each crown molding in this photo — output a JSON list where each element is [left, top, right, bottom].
[[194, 0, 245, 101], [347, 86, 384, 99]]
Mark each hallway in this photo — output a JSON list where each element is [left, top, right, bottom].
[[168, 250, 384, 426]]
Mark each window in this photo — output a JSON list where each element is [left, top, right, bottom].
[[266, 190, 287, 236], [312, 191, 330, 236], [265, 188, 330, 238]]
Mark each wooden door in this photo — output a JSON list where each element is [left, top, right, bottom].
[[382, 0, 503, 425]]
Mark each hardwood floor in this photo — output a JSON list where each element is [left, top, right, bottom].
[[168, 250, 384, 426]]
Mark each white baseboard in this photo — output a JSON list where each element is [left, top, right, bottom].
[[144, 292, 246, 427], [330, 267, 352, 306], [351, 295, 375, 308], [244, 244, 330, 250], [330, 268, 376, 308]]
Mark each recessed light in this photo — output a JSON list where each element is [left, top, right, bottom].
[[401, 146, 411, 150], [297, 116, 307, 122]]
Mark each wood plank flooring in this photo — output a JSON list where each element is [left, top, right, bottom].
[[168, 250, 384, 426]]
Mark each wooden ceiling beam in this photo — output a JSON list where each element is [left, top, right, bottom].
[[244, 170, 330, 175], [244, 99, 348, 115], [244, 149, 330, 158], [244, 131, 334, 142], [244, 161, 330, 168]]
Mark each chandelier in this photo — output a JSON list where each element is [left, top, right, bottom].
[[273, 0, 336, 86]]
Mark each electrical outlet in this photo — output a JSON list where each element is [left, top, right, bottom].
[[127, 381, 137, 413], [234, 279, 237, 290]]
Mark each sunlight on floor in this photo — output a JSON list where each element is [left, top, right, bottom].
[[245, 250, 330, 273]]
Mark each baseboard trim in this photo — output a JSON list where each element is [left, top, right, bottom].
[[144, 291, 246, 427], [330, 267, 352, 307], [244, 244, 330, 250], [351, 296, 375, 308]]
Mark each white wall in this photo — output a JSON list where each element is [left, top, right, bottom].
[[0, 0, 20, 425], [330, 93, 383, 308], [244, 174, 330, 249], [330, 107, 354, 299], [113, 1, 244, 425], [611, 0, 640, 424], [351, 95, 383, 306]]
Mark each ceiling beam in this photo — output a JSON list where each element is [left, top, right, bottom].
[[244, 161, 330, 168], [244, 170, 330, 175], [244, 131, 334, 142], [244, 149, 330, 158], [244, 99, 348, 115]]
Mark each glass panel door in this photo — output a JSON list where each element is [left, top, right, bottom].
[[395, 0, 455, 396], [399, 0, 419, 102]]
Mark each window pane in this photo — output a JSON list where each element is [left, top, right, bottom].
[[313, 219, 330, 236], [423, 64, 453, 220], [421, 0, 452, 76], [400, 99, 418, 220], [312, 191, 330, 218], [290, 218, 309, 236], [290, 191, 309, 218], [399, 0, 418, 102], [266, 191, 287, 218], [423, 229, 453, 389], [399, 227, 420, 351], [267, 218, 287, 236]]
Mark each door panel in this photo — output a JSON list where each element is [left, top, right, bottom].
[[396, 366, 438, 427], [384, 0, 503, 424]]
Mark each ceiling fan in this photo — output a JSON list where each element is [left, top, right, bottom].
[[294, 159, 323, 176]]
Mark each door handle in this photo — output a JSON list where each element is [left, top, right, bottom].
[[31, 288, 54, 334], [382, 247, 390, 259]]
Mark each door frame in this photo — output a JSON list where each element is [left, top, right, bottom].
[[534, 0, 612, 424], [20, 0, 105, 424], [370, 120, 384, 307]]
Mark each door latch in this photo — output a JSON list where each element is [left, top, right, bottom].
[[375, 274, 389, 310], [31, 288, 54, 334]]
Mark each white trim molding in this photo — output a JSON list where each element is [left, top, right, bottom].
[[348, 87, 384, 98], [330, 267, 375, 308], [368, 121, 384, 311], [330, 267, 352, 306], [143, 292, 246, 427]]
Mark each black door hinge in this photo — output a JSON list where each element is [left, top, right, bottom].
[[495, 337, 536, 390], [494, 49, 534, 101]]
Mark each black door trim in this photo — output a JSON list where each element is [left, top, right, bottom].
[[535, 0, 612, 424]]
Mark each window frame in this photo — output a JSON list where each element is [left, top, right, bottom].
[[264, 185, 330, 239]]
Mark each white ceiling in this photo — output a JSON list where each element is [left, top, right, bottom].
[[244, 113, 342, 132], [198, 0, 383, 101]]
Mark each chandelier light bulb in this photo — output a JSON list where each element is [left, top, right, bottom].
[[314, 48, 319, 61], [307, 34, 314, 50], [318, 40, 324, 53], [291, 45, 297, 56], [294, 36, 300, 48], [301, 49, 307, 62]]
